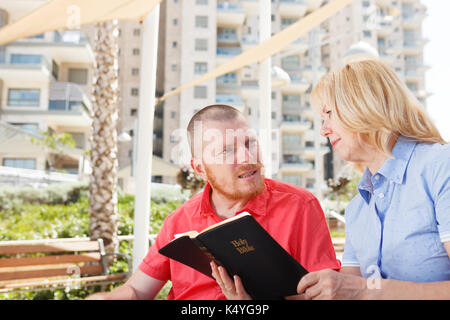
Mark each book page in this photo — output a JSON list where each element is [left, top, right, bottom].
[[199, 212, 251, 234]]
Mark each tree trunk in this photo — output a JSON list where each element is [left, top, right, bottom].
[[89, 21, 120, 257]]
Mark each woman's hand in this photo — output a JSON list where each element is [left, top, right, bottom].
[[285, 269, 367, 300], [210, 261, 252, 300]]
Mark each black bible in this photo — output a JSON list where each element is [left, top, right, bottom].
[[158, 212, 308, 300]]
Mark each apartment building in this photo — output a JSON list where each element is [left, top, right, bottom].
[[322, 0, 429, 177], [0, 0, 429, 193], [116, 0, 429, 192], [0, 0, 94, 175]]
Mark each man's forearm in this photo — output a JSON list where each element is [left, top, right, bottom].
[[364, 279, 450, 300], [86, 284, 138, 300]]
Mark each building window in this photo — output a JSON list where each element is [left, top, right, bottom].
[[131, 88, 139, 96], [363, 30, 372, 38], [170, 111, 176, 119], [10, 54, 42, 65], [196, 0, 208, 4], [8, 89, 40, 107], [173, 18, 178, 26], [194, 62, 208, 74], [282, 94, 301, 106], [131, 68, 139, 76], [171, 64, 177, 71], [195, 38, 208, 51], [194, 86, 207, 99], [3, 158, 36, 170], [281, 55, 300, 69], [195, 16, 208, 28], [133, 28, 141, 36], [172, 41, 178, 48], [68, 68, 88, 85], [132, 48, 140, 55]]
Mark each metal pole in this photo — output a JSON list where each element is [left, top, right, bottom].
[[259, 0, 272, 178], [310, 27, 323, 202], [132, 5, 160, 272]]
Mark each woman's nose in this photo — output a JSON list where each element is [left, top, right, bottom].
[[320, 119, 331, 137]]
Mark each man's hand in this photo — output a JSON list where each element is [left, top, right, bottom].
[[210, 261, 252, 300], [285, 269, 367, 300]]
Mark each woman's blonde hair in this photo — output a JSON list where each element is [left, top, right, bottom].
[[311, 59, 446, 158]]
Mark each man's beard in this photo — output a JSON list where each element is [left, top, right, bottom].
[[205, 163, 265, 201]]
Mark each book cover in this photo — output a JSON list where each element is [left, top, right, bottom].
[[158, 212, 308, 300]]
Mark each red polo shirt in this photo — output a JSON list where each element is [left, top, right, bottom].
[[139, 178, 340, 300]]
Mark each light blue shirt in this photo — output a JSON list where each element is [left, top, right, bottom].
[[342, 136, 450, 282]]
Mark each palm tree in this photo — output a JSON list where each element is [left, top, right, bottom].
[[88, 21, 120, 256]]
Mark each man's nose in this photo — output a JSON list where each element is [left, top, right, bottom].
[[236, 145, 256, 164]]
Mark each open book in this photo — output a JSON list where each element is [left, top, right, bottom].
[[158, 212, 308, 300]]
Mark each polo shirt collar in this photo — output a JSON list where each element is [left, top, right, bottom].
[[357, 136, 417, 204], [199, 181, 268, 218]]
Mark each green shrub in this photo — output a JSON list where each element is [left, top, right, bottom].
[[0, 184, 183, 300]]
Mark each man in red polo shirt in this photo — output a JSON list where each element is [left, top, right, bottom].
[[87, 104, 339, 300]]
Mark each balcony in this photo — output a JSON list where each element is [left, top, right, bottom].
[[404, 68, 424, 82], [0, 54, 50, 81], [376, 15, 396, 37], [301, 65, 327, 82], [280, 118, 311, 133], [216, 47, 242, 65], [304, 129, 328, 144], [402, 12, 426, 29], [11, 31, 94, 64], [240, 80, 259, 99], [375, 0, 391, 7], [283, 37, 309, 54], [217, 32, 240, 45], [241, 35, 258, 51], [300, 145, 330, 160], [46, 82, 92, 128], [280, 160, 313, 174], [403, 39, 427, 55], [278, 0, 307, 18], [217, 2, 246, 26], [241, 0, 259, 12], [215, 93, 245, 112], [305, 0, 324, 11], [281, 73, 310, 93]]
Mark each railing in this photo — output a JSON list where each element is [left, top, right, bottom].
[[217, 47, 242, 56], [0, 166, 80, 184]]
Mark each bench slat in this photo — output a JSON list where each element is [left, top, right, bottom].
[[0, 253, 102, 268], [0, 273, 126, 291], [0, 265, 104, 281], [0, 241, 100, 255]]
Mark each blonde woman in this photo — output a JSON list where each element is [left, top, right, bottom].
[[287, 60, 450, 300]]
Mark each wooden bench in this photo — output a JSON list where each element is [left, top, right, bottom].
[[0, 238, 130, 293]]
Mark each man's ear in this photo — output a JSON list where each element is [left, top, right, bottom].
[[191, 158, 207, 181]]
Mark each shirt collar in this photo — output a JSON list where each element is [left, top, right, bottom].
[[378, 136, 417, 184], [199, 181, 268, 218], [357, 136, 417, 204]]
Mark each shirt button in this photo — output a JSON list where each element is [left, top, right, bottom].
[[378, 193, 385, 199]]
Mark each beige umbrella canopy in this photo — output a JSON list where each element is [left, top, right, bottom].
[[0, 0, 162, 45]]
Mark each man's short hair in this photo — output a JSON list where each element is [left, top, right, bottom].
[[187, 104, 244, 158]]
